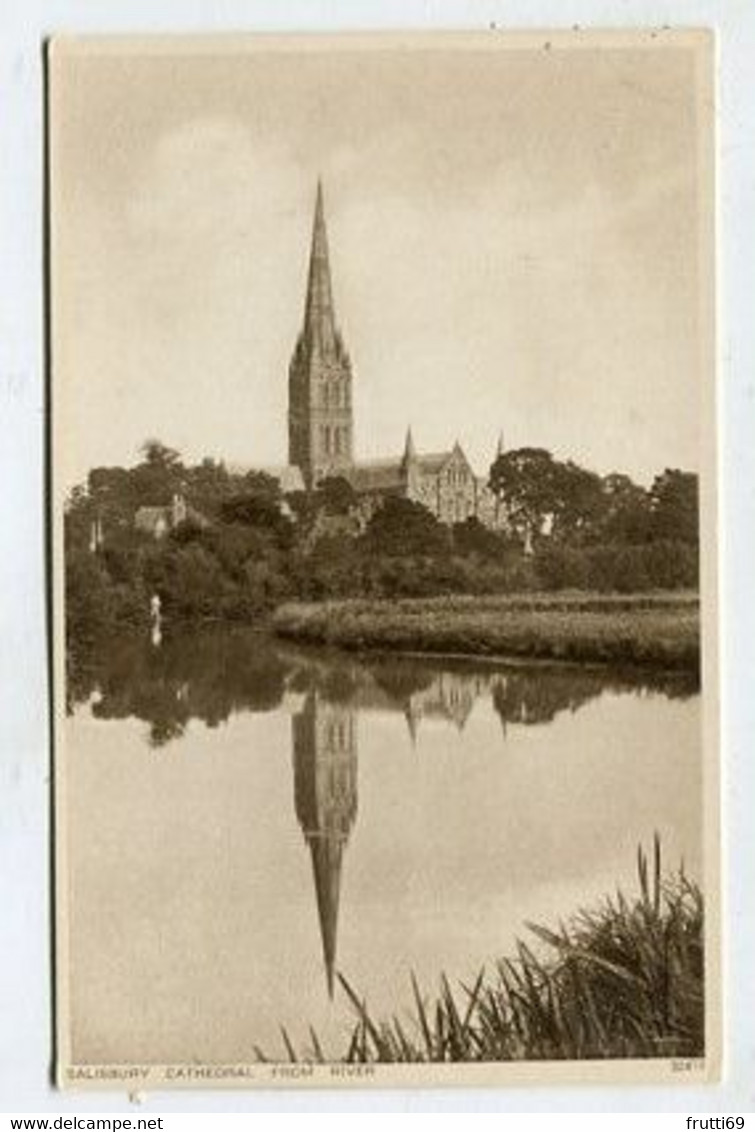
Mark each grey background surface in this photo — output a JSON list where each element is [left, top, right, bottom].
[[1, 0, 752, 1113]]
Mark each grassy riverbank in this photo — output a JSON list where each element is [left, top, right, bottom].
[[267, 843, 703, 1063], [273, 591, 700, 670]]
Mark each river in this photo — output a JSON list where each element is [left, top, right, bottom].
[[64, 626, 701, 1064]]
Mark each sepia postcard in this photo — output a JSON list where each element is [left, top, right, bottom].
[[49, 30, 719, 1089]]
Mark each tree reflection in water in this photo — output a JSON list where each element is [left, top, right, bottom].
[[67, 626, 698, 748], [66, 627, 699, 996]]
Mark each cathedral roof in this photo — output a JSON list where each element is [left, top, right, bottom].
[[343, 444, 477, 494], [346, 460, 404, 494], [227, 463, 306, 494], [415, 451, 454, 474]]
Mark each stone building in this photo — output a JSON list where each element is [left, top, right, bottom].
[[134, 492, 188, 539], [134, 492, 207, 539], [284, 182, 505, 529]]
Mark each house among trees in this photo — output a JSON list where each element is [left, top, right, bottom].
[[134, 492, 208, 539]]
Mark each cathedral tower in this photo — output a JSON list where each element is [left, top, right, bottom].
[[288, 182, 354, 489]]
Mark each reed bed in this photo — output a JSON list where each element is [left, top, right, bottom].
[[273, 593, 700, 670], [263, 841, 704, 1063]]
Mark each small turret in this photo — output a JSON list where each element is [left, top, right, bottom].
[[401, 426, 417, 467], [172, 492, 187, 527], [401, 426, 421, 500], [496, 431, 505, 460]]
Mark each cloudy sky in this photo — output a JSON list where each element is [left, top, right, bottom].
[[51, 35, 708, 488]]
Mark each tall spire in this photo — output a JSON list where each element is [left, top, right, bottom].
[[288, 180, 354, 486], [403, 425, 416, 463], [496, 430, 505, 459], [303, 179, 337, 355]]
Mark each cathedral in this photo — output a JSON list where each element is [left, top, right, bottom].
[[286, 182, 505, 529]]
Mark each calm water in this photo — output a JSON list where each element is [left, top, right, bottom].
[[66, 628, 701, 1064]]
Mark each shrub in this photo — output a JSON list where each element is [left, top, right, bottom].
[[262, 842, 704, 1063]]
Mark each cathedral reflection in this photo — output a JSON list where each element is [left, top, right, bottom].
[[292, 691, 357, 998], [403, 671, 487, 741], [66, 627, 698, 995], [68, 627, 698, 746], [286, 665, 611, 996]]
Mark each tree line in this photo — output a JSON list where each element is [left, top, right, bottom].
[[64, 439, 699, 646]]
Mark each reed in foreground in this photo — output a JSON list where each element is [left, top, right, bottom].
[[264, 841, 703, 1063]]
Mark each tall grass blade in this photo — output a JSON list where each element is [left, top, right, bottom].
[[262, 847, 703, 1065]]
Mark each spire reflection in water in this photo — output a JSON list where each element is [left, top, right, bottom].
[[65, 624, 701, 1046]]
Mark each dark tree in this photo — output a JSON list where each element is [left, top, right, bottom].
[[183, 458, 235, 519], [314, 475, 357, 515], [221, 492, 283, 530], [649, 470, 699, 544], [128, 441, 185, 506], [242, 470, 281, 502], [600, 473, 652, 545], [489, 448, 562, 546], [452, 516, 505, 559], [363, 496, 450, 558], [549, 461, 606, 544], [141, 439, 182, 469]]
